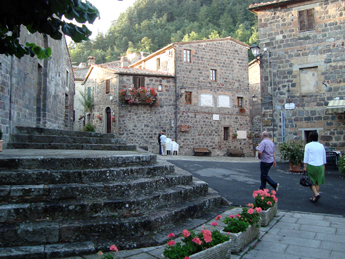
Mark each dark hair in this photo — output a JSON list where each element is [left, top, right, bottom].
[[309, 131, 318, 142]]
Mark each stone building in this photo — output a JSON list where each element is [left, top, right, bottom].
[[0, 27, 74, 147], [84, 37, 253, 156], [249, 0, 345, 150]]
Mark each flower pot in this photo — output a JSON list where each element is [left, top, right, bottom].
[[189, 240, 232, 259], [289, 162, 302, 172], [221, 225, 260, 253], [258, 202, 278, 227], [163, 240, 232, 259], [0, 140, 3, 152]]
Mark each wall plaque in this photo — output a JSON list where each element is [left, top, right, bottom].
[[180, 125, 190, 132]]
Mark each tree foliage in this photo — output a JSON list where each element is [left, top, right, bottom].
[[0, 0, 99, 59], [69, 0, 270, 64]]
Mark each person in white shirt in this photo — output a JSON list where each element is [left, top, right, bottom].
[[303, 131, 326, 203], [160, 132, 167, 156]]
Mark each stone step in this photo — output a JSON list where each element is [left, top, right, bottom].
[[0, 163, 176, 185], [0, 192, 223, 249], [7, 143, 136, 151], [9, 135, 126, 145], [0, 152, 156, 170], [14, 126, 117, 139], [0, 171, 193, 204], [0, 202, 231, 259], [0, 181, 209, 223]]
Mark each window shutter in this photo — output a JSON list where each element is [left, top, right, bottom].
[[141, 77, 145, 87], [307, 9, 315, 31], [299, 10, 307, 32], [133, 77, 138, 88]]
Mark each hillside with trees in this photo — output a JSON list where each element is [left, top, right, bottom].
[[69, 0, 271, 64]]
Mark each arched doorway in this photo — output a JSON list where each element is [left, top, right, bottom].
[[106, 107, 111, 133]]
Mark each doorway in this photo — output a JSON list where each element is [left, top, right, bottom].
[[304, 130, 317, 144], [106, 107, 111, 133]]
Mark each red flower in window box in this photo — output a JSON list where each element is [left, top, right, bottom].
[[239, 108, 245, 113]]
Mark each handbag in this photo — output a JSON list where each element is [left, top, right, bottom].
[[300, 170, 313, 187]]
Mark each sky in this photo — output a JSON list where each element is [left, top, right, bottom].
[[66, 0, 137, 43]]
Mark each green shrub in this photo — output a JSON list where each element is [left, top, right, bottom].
[[278, 140, 304, 165], [82, 122, 95, 132]]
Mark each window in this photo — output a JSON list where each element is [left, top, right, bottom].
[[299, 9, 315, 32], [156, 58, 160, 70], [65, 93, 69, 109], [224, 127, 229, 140], [158, 84, 163, 92], [210, 69, 216, 81], [133, 76, 145, 88], [183, 49, 191, 63], [237, 97, 243, 107], [106, 79, 110, 94], [185, 91, 192, 104]]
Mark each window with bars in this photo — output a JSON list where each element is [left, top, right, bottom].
[[210, 69, 216, 81], [106, 79, 110, 94], [237, 97, 243, 107], [185, 91, 192, 104], [183, 49, 191, 62], [299, 9, 315, 32]]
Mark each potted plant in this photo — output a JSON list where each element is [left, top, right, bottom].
[[278, 140, 304, 172], [221, 207, 260, 253], [163, 222, 231, 259], [247, 133, 253, 139], [0, 129, 3, 152], [111, 116, 115, 123], [239, 108, 245, 113], [233, 133, 238, 139], [96, 114, 102, 121], [248, 189, 278, 227]]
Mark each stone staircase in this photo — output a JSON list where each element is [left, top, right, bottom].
[[0, 127, 227, 258], [7, 126, 136, 151]]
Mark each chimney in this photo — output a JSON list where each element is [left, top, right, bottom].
[[87, 56, 96, 66], [121, 56, 129, 68]]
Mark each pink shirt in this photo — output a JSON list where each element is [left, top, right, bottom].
[[256, 138, 275, 163]]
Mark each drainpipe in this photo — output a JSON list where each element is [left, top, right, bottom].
[[174, 46, 178, 142], [9, 55, 14, 136]]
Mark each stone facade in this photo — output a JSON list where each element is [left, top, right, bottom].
[[249, 0, 345, 150], [84, 37, 253, 156], [0, 27, 74, 147]]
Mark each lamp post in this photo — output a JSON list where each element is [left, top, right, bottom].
[[174, 86, 186, 142]]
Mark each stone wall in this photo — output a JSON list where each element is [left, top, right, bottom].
[[0, 27, 74, 147], [175, 38, 253, 156], [252, 0, 345, 150]]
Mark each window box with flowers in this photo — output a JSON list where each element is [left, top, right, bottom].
[[119, 87, 158, 106], [221, 207, 260, 253], [239, 108, 245, 113], [248, 189, 278, 227], [163, 222, 231, 259]]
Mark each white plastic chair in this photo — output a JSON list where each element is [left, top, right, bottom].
[[166, 138, 172, 155], [172, 142, 179, 155]]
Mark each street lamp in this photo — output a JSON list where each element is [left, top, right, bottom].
[[250, 42, 261, 58]]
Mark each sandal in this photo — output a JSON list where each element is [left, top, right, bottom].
[[313, 194, 321, 203]]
